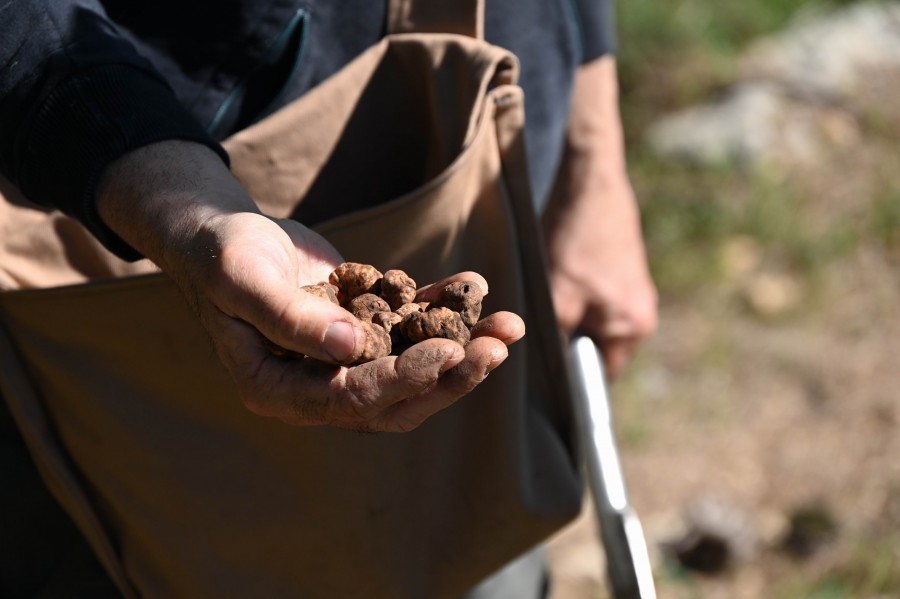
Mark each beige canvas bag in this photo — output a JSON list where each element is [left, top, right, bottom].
[[0, 1, 582, 597]]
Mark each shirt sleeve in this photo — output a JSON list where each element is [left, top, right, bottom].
[[570, 0, 618, 61], [0, 0, 229, 260]]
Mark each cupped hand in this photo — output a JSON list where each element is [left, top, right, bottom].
[[194, 226, 525, 431], [96, 141, 524, 431]]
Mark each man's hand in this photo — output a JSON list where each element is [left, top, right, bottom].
[[95, 141, 523, 431], [543, 57, 657, 379]]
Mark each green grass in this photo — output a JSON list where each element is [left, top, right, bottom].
[[617, 0, 882, 298], [772, 533, 900, 598], [617, 0, 834, 145], [869, 188, 900, 258], [628, 154, 859, 300]]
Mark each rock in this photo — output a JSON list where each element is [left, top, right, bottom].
[[647, 82, 859, 169], [646, 2, 900, 170], [720, 235, 764, 282], [740, 2, 900, 102], [780, 503, 839, 558], [662, 496, 758, 574], [741, 271, 803, 318]]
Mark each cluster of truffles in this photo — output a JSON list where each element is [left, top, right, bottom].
[[302, 263, 484, 364]]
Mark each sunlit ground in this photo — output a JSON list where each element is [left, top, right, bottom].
[[548, 1, 900, 597]]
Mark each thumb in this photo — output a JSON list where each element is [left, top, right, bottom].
[[247, 284, 366, 364], [197, 214, 366, 364]]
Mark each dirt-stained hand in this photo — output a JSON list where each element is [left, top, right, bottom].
[[95, 141, 524, 431]]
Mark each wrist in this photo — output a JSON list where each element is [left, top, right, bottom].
[[95, 140, 258, 271], [544, 160, 641, 244]]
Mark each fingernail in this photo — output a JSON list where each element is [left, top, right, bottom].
[[438, 345, 465, 374], [487, 347, 508, 373], [323, 321, 358, 363]]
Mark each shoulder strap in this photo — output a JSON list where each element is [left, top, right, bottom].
[[387, 0, 484, 39]]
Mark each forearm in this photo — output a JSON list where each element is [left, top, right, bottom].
[[94, 141, 257, 275], [542, 55, 657, 376], [544, 56, 645, 272], [0, 0, 227, 259]]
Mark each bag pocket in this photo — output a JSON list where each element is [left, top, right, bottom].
[[226, 33, 518, 225]]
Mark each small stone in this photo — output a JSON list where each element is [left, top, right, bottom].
[[662, 496, 757, 575], [430, 280, 483, 327], [329, 262, 383, 306], [348, 293, 390, 321], [398, 307, 470, 346], [742, 271, 803, 317], [357, 321, 391, 363], [396, 303, 425, 318], [380, 269, 417, 310], [301, 283, 339, 305], [372, 311, 402, 333], [781, 504, 838, 559]]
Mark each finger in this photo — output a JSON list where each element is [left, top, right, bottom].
[[330, 339, 465, 425], [202, 217, 366, 365], [201, 308, 343, 422], [217, 315, 466, 428], [230, 274, 368, 365], [599, 336, 640, 381], [547, 272, 587, 336], [470, 311, 526, 345], [204, 305, 276, 384], [374, 336, 507, 432], [415, 271, 488, 302], [581, 304, 656, 379], [269, 342, 462, 427]]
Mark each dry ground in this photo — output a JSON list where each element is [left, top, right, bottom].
[[545, 112, 900, 598]]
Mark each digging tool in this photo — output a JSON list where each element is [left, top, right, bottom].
[[569, 335, 657, 599]]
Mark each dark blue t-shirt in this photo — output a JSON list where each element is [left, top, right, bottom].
[[0, 0, 616, 256]]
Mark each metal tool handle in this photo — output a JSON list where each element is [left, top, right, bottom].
[[569, 336, 657, 599]]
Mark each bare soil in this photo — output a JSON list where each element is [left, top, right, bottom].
[[546, 131, 900, 599]]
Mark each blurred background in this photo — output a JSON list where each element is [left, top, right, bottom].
[[547, 1, 900, 597]]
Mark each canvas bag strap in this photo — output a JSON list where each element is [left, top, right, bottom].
[[387, 0, 484, 40]]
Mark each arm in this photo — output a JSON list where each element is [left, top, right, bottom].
[[2, 4, 523, 432], [0, 0, 227, 255], [542, 56, 657, 378]]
